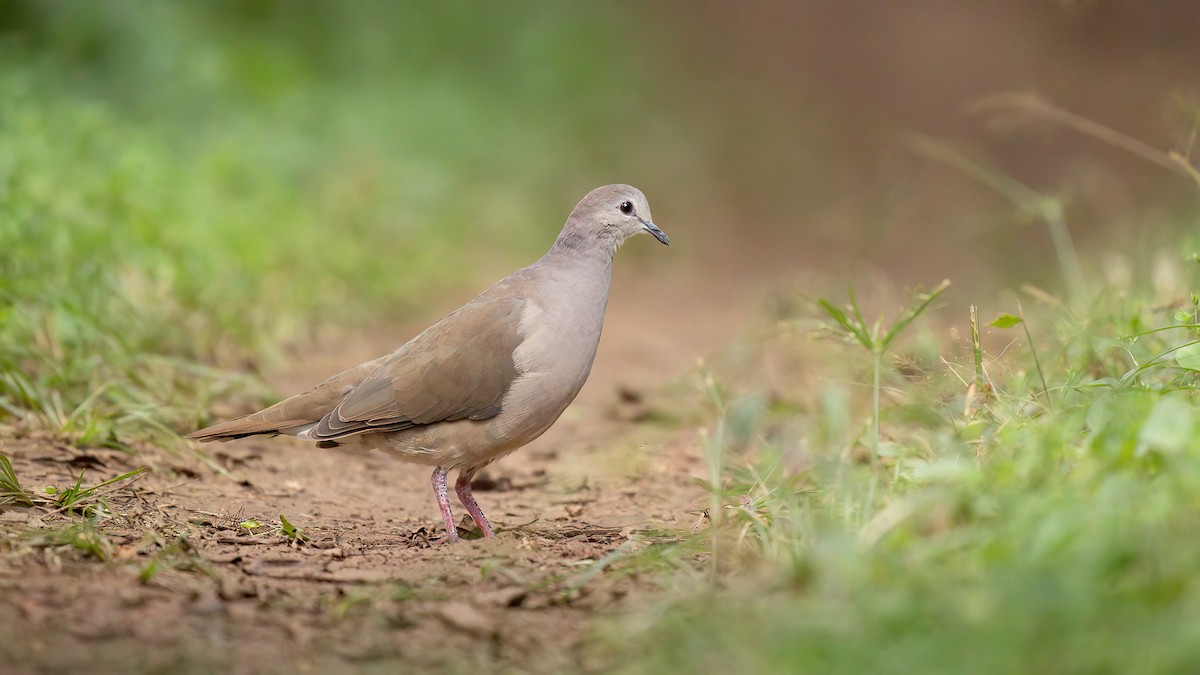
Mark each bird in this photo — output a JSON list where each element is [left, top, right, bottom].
[[187, 184, 669, 543]]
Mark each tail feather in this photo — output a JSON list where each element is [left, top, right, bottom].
[[185, 349, 390, 443], [186, 416, 315, 442]]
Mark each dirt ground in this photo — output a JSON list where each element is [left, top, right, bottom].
[[0, 255, 775, 674]]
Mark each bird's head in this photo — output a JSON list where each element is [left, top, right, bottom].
[[556, 184, 669, 255]]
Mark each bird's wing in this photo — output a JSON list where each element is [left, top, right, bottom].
[[187, 283, 528, 443], [308, 292, 526, 441]]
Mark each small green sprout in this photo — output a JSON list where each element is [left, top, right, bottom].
[[278, 514, 309, 544]]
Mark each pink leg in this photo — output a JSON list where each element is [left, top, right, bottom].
[[431, 466, 460, 543], [455, 468, 495, 538]]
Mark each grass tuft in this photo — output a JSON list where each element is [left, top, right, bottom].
[[0, 451, 145, 515], [0, 450, 34, 507], [818, 280, 949, 522]]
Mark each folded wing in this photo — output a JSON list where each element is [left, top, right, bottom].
[[187, 293, 526, 443], [311, 295, 525, 440]]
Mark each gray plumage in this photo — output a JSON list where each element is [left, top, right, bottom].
[[187, 184, 668, 542]]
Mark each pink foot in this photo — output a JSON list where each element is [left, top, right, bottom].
[[456, 467, 496, 538]]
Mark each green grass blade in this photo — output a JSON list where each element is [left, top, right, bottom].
[[881, 279, 950, 350], [0, 452, 34, 507], [818, 299, 872, 349]]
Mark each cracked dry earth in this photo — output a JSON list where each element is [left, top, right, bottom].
[[0, 265, 763, 674]]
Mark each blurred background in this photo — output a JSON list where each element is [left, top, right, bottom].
[[1, 0, 1198, 440]]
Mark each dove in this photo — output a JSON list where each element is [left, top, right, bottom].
[[188, 184, 668, 542]]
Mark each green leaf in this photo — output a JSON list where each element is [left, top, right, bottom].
[[1175, 342, 1200, 371], [1137, 396, 1195, 456], [278, 514, 308, 543], [991, 313, 1023, 329]]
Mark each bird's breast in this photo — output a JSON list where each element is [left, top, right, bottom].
[[513, 297, 604, 388], [494, 278, 609, 443]]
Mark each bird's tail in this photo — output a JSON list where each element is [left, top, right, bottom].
[[185, 414, 314, 442]]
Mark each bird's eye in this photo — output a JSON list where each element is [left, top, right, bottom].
[[618, 201, 634, 215]]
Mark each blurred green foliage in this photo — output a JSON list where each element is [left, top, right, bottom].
[[597, 254, 1200, 673]]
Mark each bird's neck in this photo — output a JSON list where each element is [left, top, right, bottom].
[[546, 230, 620, 266], [537, 239, 615, 306]]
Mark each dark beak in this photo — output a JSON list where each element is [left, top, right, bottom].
[[639, 219, 670, 246]]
